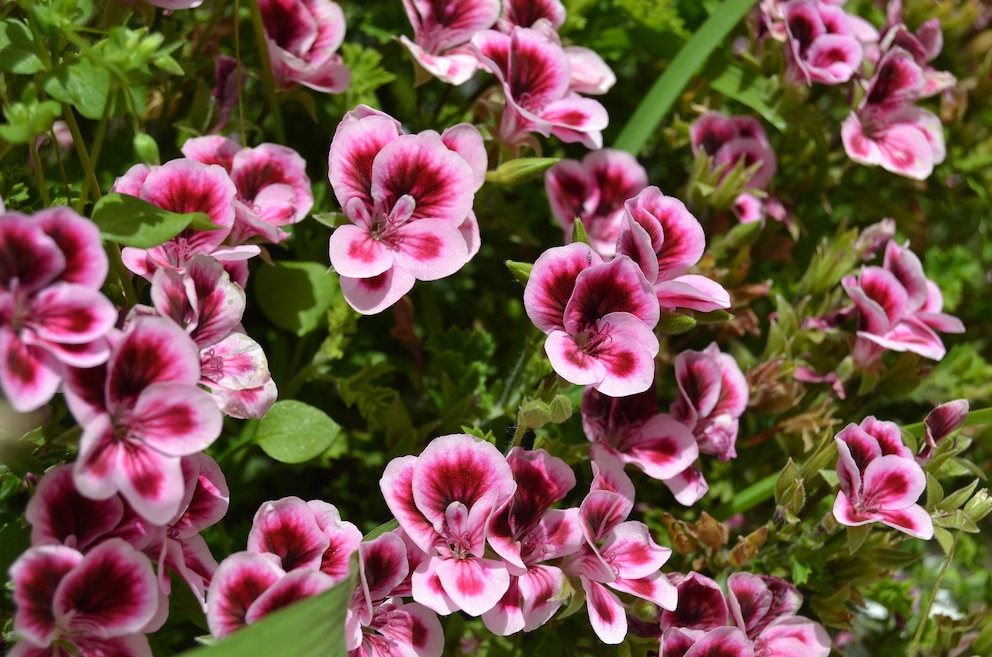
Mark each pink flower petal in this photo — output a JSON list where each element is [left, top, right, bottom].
[[624, 187, 706, 280], [248, 497, 332, 572], [207, 551, 284, 638], [435, 556, 510, 617], [564, 46, 615, 95], [329, 224, 395, 279], [339, 266, 417, 315], [34, 207, 107, 288], [370, 134, 476, 225], [683, 626, 754, 657], [754, 616, 831, 657], [601, 521, 672, 579], [244, 568, 335, 624], [11, 545, 83, 646], [54, 539, 159, 638], [618, 414, 699, 481], [564, 257, 659, 332], [0, 216, 65, 293], [26, 465, 125, 552], [411, 434, 516, 526], [524, 243, 604, 333], [106, 317, 202, 411], [0, 326, 62, 412], [381, 456, 439, 554], [391, 219, 470, 281], [583, 577, 628, 644], [328, 113, 403, 215], [661, 572, 728, 631], [129, 382, 223, 456], [544, 330, 607, 387]]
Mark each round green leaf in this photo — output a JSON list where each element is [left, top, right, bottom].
[[254, 261, 342, 336], [255, 400, 341, 464]]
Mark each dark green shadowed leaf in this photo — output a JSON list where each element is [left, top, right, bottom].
[[254, 261, 343, 337]]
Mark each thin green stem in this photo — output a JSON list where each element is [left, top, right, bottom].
[[28, 140, 51, 206], [247, 0, 286, 144], [908, 530, 959, 657], [106, 241, 138, 309], [60, 107, 102, 212], [234, 0, 248, 147], [50, 125, 73, 203]]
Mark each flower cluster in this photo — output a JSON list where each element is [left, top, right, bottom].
[[398, 0, 614, 150], [581, 342, 749, 505], [10, 452, 230, 656], [842, 239, 964, 366], [207, 496, 362, 638], [327, 106, 485, 314], [115, 136, 313, 285], [0, 208, 116, 412], [129, 255, 277, 419], [524, 185, 730, 396], [655, 571, 831, 657]]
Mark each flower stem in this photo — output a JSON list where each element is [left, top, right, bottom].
[[908, 530, 959, 657], [247, 0, 286, 144]]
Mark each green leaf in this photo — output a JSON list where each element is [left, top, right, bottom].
[[362, 519, 399, 541], [706, 55, 787, 131], [90, 193, 213, 247], [847, 524, 870, 554], [255, 400, 342, 464], [254, 261, 341, 337], [41, 56, 111, 120], [177, 557, 356, 657], [0, 98, 62, 144], [0, 20, 45, 74], [657, 311, 697, 335], [613, 0, 760, 155]]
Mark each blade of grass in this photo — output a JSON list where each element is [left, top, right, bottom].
[[612, 0, 759, 156]]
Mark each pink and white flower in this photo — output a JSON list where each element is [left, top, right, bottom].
[[832, 416, 933, 539], [918, 398, 969, 463], [207, 551, 338, 639], [670, 343, 749, 462], [247, 496, 362, 581], [471, 26, 609, 149], [544, 149, 648, 256], [0, 208, 116, 412], [142, 255, 277, 419], [181, 136, 314, 245], [841, 48, 946, 180], [327, 107, 485, 314], [9, 539, 159, 657], [399, 0, 500, 85], [618, 187, 731, 313], [499, 0, 566, 31], [581, 387, 702, 504], [346, 532, 444, 657], [562, 451, 677, 644], [482, 447, 584, 634], [782, 0, 864, 86], [842, 240, 963, 365], [379, 434, 517, 617], [63, 316, 223, 525], [524, 243, 661, 396], [114, 159, 259, 286], [258, 0, 350, 93]]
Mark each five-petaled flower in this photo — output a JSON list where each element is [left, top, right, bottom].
[[833, 416, 934, 540]]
